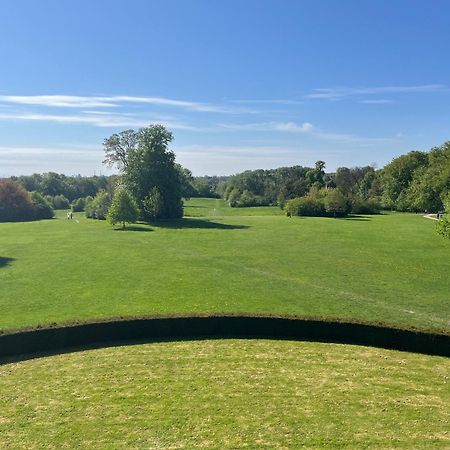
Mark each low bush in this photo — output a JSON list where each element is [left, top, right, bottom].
[[71, 197, 86, 212], [285, 196, 325, 217], [0, 180, 54, 222], [351, 196, 381, 214], [233, 191, 270, 208], [30, 192, 54, 219], [48, 194, 70, 210], [0, 180, 35, 222], [324, 189, 351, 217], [85, 191, 111, 220]]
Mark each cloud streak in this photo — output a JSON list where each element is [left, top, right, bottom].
[[0, 95, 256, 114], [305, 84, 447, 101], [0, 111, 197, 130], [219, 121, 314, 133]]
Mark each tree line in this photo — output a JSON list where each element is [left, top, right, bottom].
[[218, 141, 450, 215], [1, 128, 448, 234]]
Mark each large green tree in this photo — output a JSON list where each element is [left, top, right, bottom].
[[102, 130, 139, 170], [124, 125, 183, 220]]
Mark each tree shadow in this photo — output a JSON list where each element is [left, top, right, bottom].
[[151, 218, 249, 230], [339, 215, 372, 221], [0, 257, 15, 268], [114, 224, 153, 232]]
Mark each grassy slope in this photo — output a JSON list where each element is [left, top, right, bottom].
[[1, 340, 449, 449], [0, 198, 449, 332]]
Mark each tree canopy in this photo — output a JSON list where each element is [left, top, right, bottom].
[[103, 125, 184, 220], [107, 188, 139, 229]]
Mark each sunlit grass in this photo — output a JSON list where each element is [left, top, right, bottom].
[[1, 339, 448, 449], [0, 199, 448, 332]]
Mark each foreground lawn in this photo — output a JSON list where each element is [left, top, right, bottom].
[[0, 198, 449, 332], [0, 340, 448, 449]]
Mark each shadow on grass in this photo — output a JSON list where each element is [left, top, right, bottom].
[[0, 257, 15, 268], [114, 224, 153, 232], [151, 217, 249, 230], [338, 215, 372, 221]]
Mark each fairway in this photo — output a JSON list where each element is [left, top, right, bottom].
[[0, 198, 449, 333], [1, 339, 448, 449]]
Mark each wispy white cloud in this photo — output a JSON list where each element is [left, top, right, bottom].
[[231, 99, 304, 105], [313, 130, 400, 147], [173, 144, 319, 175], [0, 95, 257, 114], [0, 145, 100, 157], [219, 121, 314, 133], [0, 111, 197, 130], [359, 99, 393, 104], [306, 84, 447, 101]]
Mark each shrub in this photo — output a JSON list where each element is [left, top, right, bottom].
[[0, 180, 35, 222], [436, 193, 450, 239], [30, 192, 54, 219], [351, 196, 380, 214], [234, 191, 270, 208], [85, 191, 111, 220], [228, 188, 242, 207], [51, 194, 70, 210], [285, 196, 325, 217], [436, 215, 450, 239], [323, 189, 351, 217], [71, 197, 86, 212]]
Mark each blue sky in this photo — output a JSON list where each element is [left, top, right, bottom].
[[1, 0, 449, 176]]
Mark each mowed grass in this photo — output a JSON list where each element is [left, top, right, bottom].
[[0, 198, 449, 332], [0, 340, 449, 449]]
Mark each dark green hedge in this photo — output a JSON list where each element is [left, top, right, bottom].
[[1, 316, 449, 364]]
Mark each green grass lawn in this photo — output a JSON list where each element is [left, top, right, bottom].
[[0, 339, 448, 449], [0, 198, 449, 333]]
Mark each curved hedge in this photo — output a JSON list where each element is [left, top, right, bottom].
[[1, 315, 449, 364]]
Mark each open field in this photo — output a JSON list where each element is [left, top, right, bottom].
[[0, 198, 449, 333], [0, 339, 448, 449]]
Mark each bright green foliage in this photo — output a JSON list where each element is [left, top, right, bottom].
[[1, 340, 449, 449], [285, 196, 325, 217], [107, 188, 139, 229], [381, 151, 428, 209], [30, 192, 54, 219], [48, 194, 70, 210], [436, 193, 450, 239], [142, 187, 163, 220], [124, 125, 183, 219], [102, 129, 139, 170], [15, 172, 108, 202], [350, 195, 380, 214], [436, 215, 450, 239], [85, 191, 111, 220], [324, 189, 351, 217], [175, 164, 195, 199], [71, 197, 86, 212]]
